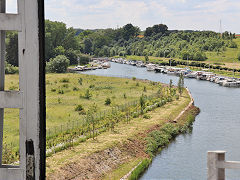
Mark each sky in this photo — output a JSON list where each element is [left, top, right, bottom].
[[6, 0, 240, 33]]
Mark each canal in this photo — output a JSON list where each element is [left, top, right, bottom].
[[83, 62, 240, 180]]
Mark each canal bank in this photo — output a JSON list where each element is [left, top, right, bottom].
[[46, 84, 195, 180], [83, 62, 240, 180]]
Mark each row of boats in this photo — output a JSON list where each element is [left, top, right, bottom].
[[69, 59, 111, 72], [112, 58, 240, 88]]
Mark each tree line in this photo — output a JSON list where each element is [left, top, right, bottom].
[[4, 20, 238, 73]]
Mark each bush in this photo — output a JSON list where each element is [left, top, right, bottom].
[[58, 89, 64, 94], [105, 98, 111, 105], [51, 88, 56, 92], [132, 77, 136, 81], [79, 54, 91, 65], [75, 104, 84, 112], [5, 61, 18, 74], [143, 114, 151, 119], [62, 84, 69, 88], [78, 78, 83, 85], [59, 78, 69, 83], [73, 87, 79, 91], [82, 89, 91, 99], [229, 41, 237, 48], [47, 55, 70, 73], [89, 84, 95, 89]]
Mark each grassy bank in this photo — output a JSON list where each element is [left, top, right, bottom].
[[46, 88, 194, 180], [128, 105, 199, 180], [4, 73, 164, 163]]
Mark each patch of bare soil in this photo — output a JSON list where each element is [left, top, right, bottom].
[[47, 137, 149, 180]]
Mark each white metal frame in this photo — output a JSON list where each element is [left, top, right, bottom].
[[0, 0, 45, 179], [208, 151, 240, 180]]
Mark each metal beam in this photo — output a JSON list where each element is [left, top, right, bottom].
[[0, 167, 24, 180], [217, 161, 240, 169], [18, 0, 46, 179], [0, 0, 6, 167], [0, 91, 23, 108], [0, 13, 22, 31]]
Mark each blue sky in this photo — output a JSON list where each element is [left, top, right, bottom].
[[6, 0, 240, 33]]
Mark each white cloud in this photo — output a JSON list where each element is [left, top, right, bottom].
[[44, 0, 240, 33]]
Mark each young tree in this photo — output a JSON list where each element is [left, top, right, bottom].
[[140, 95, 146, 114], [178, 74, 184, 96], [145, 55, 149, 63], [169, 79, 173, 95], [86, 104, 98, 139]]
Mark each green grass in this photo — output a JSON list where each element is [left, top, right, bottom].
[[102, 158, 142, 180], [4, 73, 160, 151]]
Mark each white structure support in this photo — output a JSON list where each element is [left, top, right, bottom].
[[0, 0, 5, 168], [207, 151, 240, 180], [0, 0, 45, 180], [0, 13, 22, 31]]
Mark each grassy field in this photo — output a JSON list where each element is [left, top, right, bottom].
[[125, 37, 240, 69], [46, 89, 191, 179], [4, 73, 160, 151]]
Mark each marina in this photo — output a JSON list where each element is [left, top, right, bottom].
[[111, 58, 240, 88]]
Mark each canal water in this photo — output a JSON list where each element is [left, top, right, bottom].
[[82, 62, 240, 180]]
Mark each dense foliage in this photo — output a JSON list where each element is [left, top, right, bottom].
[[46, 55, 70, 73], [5, 20, 237, 72]]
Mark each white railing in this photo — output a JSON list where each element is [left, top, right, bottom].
[[208, 151, 240, 180]]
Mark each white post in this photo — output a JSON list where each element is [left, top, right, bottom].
[[0, 0, 45, 179], [0, 0, 6, 166], [207, 151, 225, 180]]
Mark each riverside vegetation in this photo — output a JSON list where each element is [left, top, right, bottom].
[[46, 83, 199, 180]]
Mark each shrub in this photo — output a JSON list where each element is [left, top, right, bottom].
[[123, 93, 127, 99], [59, 78, 69, 83], [89, 84, 95, 89], [105, 98, 111, 105], [51, 88, 56, 92], [75, 104, 84, 112], [136, 82, 139, 86], [58, 89, 64, 94], [57, 98, 61, 104], [143, 114, 151, 119], [47, 55, 70, 73], [62, 84, 69, 88], [132, 77, 136, 81], [143, 86, 147, 92], [5, 61, 18, 74], [78, 78, 83, 85], [82, 89, 91, 99], [73, 87, 79, 91]]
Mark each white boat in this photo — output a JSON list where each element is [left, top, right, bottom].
[[146, 63, 156, 71], [222, 79, 240, 87], [215, 77, 226, 84], [102, 62, 111, 68], [185, 72, 197, 78]]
